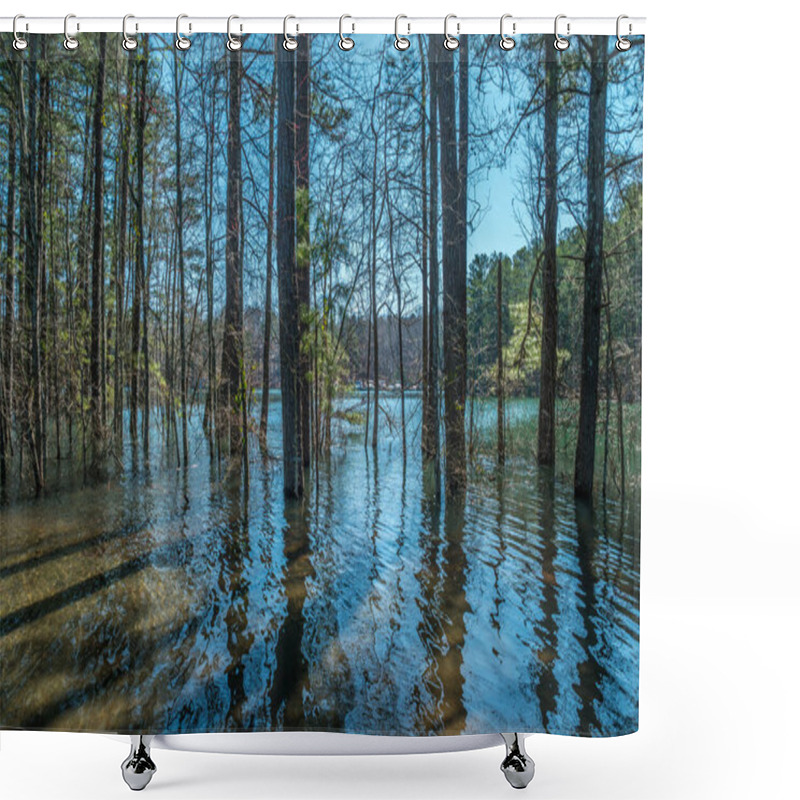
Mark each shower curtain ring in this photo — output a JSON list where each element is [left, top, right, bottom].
[[554, 14, 570, 51], [499, 14, 515, 50], [12, 14, 28, 51], [283, 15, 298, 51], [339, 15, 355, 50], [443, 14, 459, 51], [63, 13, 79, 50], [122, 15, 138, 51], [176, 14, 191, 50], [226, 15, 242, 52], [394, 15, 410, 51], [616, 14, 632, 51]]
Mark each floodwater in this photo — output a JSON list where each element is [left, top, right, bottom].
[[0, 395, 639, 736]]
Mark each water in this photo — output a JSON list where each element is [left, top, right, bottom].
[[0, 396, 639, 737]]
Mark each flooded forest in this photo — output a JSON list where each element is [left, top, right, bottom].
[[0, 33, 643, 736]]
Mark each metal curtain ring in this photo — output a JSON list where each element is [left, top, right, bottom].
[[554, 14, 570, 51], [339, 14, 354, 50], [12, 14, 28, 51], [283, 15, 298, 51], [499, 14, 515, 50], [443, 14, 459, 51], [64, 13, 79, 50], [122, 14, 137, 51], [226, 15, 242, 52], [616, 14, 632, 51], [176, 14, 191, 50], [394, 15, 410, 51]]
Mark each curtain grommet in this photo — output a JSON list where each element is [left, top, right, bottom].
[[63, 13, 79, 51]]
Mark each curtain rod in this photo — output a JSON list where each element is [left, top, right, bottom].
[[0, 16, 646, 36]]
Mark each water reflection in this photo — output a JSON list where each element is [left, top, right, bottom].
[[0, 402, 639, 736], [535, 469, 559, 729], [268, 497, 312, 729]]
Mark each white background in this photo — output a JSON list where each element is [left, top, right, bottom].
[[2, 1, 799, 798]]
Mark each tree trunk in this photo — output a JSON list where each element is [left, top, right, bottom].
[[139, 53, 154, 459], [203, 60, 217, 456], [1, 110, 17, 487], [221, 43, 244, 454], [370, 120, 380, 452], [574, 36, 609, 500], [277, 37, 303, 498], [131, 39, 149, 448], [89, 33, 107, 469], [538, 43, 559, 467], [497, 258, 505, 465], [295, 34, 312, 467], [424, 36, 441, 487], [438, 43, 467, 495], [114, 57, 134, 448], [261, 49, 278, 446], [19, 39, 44, 493], [387, 182, 406, 460], [174, 50, 189, 467], [419, 39, 429, 455]]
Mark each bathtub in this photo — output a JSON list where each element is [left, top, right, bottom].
[[112, 731, 535, 791]]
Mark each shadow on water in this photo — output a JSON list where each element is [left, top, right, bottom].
[[0, 400, 639, 736], [535, 467, 560, 729], [267, 494, 312, 729], [217, 468, 255, 730]]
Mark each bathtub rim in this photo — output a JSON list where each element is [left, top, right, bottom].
[[103, 731, 516, 756]]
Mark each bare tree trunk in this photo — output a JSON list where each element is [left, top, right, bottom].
[[221, 43, 244, 454], [19, 39, 44, 493], [1, 112, 17, 487], [497, 258, 505, 466], [37, 72, 49, 478], [295, 34, 312, 468], [574, 36, 609, 500], [114, 58, 133, 448], [419, 40, 429, 453], [277, 37, 303, 498], [438, 43, 467, 495], [261, 47, 278, 445], [387, 187, 406, 460], [174, 50, 189, 467], [369, 148, 380, 450], [369, 107, 380, 452], [202, 57, 217, 456], [364, 310, 371, 451], [538, 43, 559, 466], [89, 34, 107, 471], [424, 37, 441, 488], [131, 39, 149, 448]]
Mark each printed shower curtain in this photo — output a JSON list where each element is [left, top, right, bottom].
[[0, 31, 643, 738]]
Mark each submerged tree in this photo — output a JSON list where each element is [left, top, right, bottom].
[[277, 38, 303, 498], [574, 36, 609, 499], [438, 41, 468, 496], [295, 34, 312, 468], [423, 36, 441, 488], [538, 41, 559, 468], [220, 42, 245, 454]]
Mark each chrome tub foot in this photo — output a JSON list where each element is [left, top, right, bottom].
[[500, 733, 535, 789], [121, 735, 157, 791]]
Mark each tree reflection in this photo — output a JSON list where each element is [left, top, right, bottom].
[[414, 493, 470, 732], [574, 497, 605, 732], [535, 468, 560, 729], [268, 496, 312, 728], [218, 470, 254, 729]]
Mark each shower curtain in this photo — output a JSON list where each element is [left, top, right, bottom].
[[0, 31, 643, 738]]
